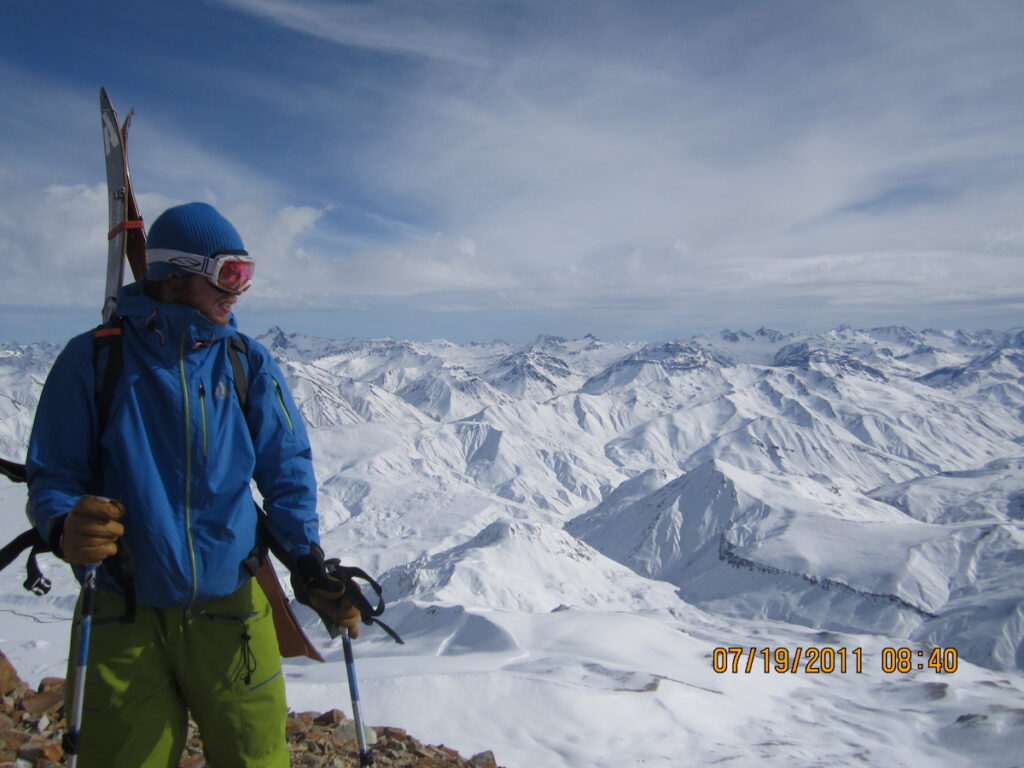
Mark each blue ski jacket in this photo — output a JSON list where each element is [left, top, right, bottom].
[[26, 282, 320, 608]]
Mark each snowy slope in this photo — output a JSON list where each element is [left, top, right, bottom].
[[569, 459, 973, 637], [380, 517, 685, 614], [2, 324, 1024, 767]]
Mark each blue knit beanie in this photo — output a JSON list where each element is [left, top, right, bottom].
[[145, 202, 247, 281]]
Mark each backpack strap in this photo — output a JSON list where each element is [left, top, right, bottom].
[[92, 322, 251, 425], [86, 316, 137, 618], [93, 317, 125, 433], [227, 332, 250, 413]]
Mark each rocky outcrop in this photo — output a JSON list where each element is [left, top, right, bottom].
[[0, 651, 501, 768]]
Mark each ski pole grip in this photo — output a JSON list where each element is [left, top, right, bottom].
[[320, 563, 404, 644]]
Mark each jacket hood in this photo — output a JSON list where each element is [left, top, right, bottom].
[[117, 281, 238, 354]]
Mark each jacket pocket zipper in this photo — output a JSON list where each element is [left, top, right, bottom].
[[198, 381, 208, 458], [273, 379, 295, 431]]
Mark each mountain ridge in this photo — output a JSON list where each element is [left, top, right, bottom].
[[2, 325, 1022, 675]]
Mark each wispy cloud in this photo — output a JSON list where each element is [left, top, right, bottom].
[[215, 0, 501, 66], [1, 0, 1022, 341]]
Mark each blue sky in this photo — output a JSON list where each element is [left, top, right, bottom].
[[1, 0, 1022, 343]]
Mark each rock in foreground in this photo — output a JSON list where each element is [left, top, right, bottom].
[[1, 650, 501, 767]]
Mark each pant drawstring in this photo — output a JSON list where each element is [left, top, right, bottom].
[[240, 622, 257, 686]]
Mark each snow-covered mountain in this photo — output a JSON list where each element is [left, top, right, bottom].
[[2, 324, 1023, 767]]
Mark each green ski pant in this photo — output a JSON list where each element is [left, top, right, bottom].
[[67, 577, 288, 768]]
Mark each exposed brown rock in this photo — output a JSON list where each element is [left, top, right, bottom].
[[20, 689, 64, 716], [314, 708, 349, 727], [0, 649, 505, 767], [37, 679, 64, 694], [0, 654, 23, 698]]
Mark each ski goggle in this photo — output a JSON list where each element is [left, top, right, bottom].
[[204, 252, 256, 294], [146, 249, 256, 294]]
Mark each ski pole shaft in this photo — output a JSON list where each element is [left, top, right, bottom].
[[65, 564, 99, 767], [342, 628, 374, 766]]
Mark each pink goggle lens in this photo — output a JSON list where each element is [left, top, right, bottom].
[[216, 258, 255, 293]]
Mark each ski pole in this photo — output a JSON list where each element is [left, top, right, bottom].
[[64, 563, 99, 768], [342, 627, 374, 767]]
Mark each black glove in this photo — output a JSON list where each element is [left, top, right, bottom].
[[291, 545, 363, 638]]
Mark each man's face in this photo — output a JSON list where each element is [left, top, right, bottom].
[[170, 274, 240, 325]]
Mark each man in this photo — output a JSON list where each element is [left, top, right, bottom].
[[26, 202, 359, 768]]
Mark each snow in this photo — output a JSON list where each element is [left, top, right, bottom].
[[2, 324, 1024, 767]]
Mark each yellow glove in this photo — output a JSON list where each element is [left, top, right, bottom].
[[62, 495, 125, 565], [307, 584, 363, 639], [292, 545, 365, 638]]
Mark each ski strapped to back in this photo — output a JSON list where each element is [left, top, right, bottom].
[[99, 88, 146, 322]]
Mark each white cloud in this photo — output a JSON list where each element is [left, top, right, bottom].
[[0, 183, 108, 308], [291, 0, 1024, 319], [2, 1, 1023, 340]]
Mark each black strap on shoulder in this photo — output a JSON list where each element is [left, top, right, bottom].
[[75, 316, 138, 618], [92, 321, 251, 425], [93, 317, 125, 432], [228, 333, 250, 413]]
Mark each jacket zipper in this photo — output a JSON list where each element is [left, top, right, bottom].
[[273, 379, 295, 431], [198, 380, 208, 458], [179, 334, 199, 605]]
